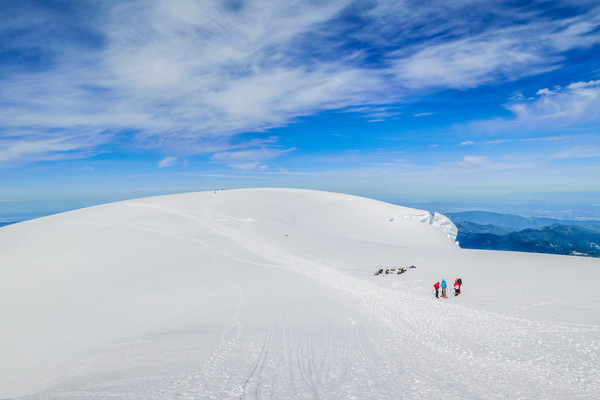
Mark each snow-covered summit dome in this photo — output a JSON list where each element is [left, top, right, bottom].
[[0, 188, 597, 399]]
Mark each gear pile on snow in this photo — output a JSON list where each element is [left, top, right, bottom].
[[374, 265, 416, 276]]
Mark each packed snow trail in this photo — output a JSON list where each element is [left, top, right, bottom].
[[195, 193, 600, 398], [0, 189, 598, 399]]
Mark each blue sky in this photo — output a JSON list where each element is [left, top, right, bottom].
[[1, 0, 600, 214]]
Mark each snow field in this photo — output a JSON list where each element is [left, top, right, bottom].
[[0, 188, 598, 399]]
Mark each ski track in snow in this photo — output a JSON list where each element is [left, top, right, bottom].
[[3, 191, 599, 399], [168, 252, 247, 400]]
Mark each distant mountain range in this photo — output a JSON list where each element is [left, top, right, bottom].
[[446, 212, 600, 257], [444, 211, 600, 231]]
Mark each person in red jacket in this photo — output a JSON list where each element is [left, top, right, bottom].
[[454, 278, 462, 296], [434, 281, 440, 298]]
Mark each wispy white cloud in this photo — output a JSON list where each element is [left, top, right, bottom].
[[468, 80, 600, 134], [387, 4, 600, 90], [158, 156, 178, 168], [1, 0, 599, 166], [391, 36, 551, 90], [210, 146, 294, 170], [484, 135, 576, 145], [460, 155, 490, 167], [552, 145, 600, 159], [342, 106, 403, 120], [508, 80, 600, 126], [0, 129, 112, 164], [0, 0, 366, 163]]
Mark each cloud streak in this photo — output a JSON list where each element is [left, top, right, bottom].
[[468, 80, 600, 135], [210, 145, 295, 170], [509, 80, 600, 126], [158, 157, 178, 168], [0, 129, 112, 164], [1, 0, 599, 165]]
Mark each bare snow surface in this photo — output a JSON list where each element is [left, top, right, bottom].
[[0, 188, 598, 399]]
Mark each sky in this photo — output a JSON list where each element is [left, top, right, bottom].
[[1, 0, 600, 217]]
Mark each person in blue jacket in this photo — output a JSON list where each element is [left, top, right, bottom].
[[441, 279, 448, 298]]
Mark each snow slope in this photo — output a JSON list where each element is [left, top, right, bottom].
[[0, 188, 598, 399]]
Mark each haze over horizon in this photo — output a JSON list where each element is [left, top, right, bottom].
[[1, 0, 600, 213]]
